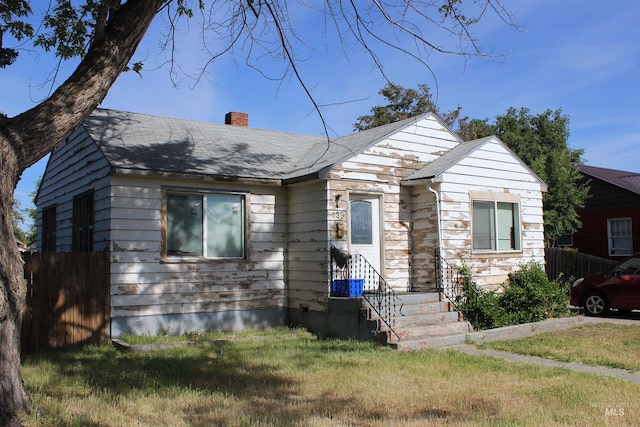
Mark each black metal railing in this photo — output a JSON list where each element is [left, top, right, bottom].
[[330, 246, 403, 341], [434, 248, 485, 330], [434, 248, 464, 306]]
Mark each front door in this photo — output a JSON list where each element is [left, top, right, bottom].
[[349, 194, 382, 278]]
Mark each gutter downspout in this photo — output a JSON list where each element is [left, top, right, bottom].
[[428, 180, 444, 291]]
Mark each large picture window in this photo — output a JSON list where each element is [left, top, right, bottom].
[[165, 191, 245, 259], [608, 218, 632, 256], [472, 200, 521, 252]]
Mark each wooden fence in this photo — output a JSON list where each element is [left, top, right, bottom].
[[22, 252, 110, 351], [545, 247, 617, 283]]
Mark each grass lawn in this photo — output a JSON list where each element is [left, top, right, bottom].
[[21, 327, 640, 426], [480, 323, 640, 372]]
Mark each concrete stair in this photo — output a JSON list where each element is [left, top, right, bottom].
[[362, 292, 473, 351]]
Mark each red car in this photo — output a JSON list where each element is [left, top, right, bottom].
[[570, 254, 640, 316]]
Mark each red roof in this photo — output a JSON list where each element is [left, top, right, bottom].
[[578, 164, 640, 195]]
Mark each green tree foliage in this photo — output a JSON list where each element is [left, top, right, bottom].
[[489, 108, 590, 246], [11, 188, 37, 247], [0, 0, 33, 67], [456, 117, 493, 141], [353, 83, 461, 131]]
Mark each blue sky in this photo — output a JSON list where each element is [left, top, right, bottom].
[[5, 0, 640, 229]]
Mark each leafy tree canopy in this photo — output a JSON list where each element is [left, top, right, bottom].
[[489, 107, 589, 245], [354, 83, 461, 131], [0, 0, 33, 67]]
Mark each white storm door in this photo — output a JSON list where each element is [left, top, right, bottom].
[[349, 194, 382, 277]]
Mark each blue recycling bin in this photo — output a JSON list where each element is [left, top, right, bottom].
[[331, 279, 364, 297]]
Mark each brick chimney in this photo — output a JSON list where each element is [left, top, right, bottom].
[[225, 112, 249, 127]]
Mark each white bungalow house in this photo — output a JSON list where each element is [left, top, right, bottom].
[[35, 108, 546, 347]]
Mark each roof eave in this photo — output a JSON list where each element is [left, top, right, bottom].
[[401, 175, 442, 186], [111, 167, 283, 186], [282, 172, 322, 185]]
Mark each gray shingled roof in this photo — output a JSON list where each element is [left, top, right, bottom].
[[403, 137, 493, 182], [403, 135, 548, 191], [84, 108, 424, 182]]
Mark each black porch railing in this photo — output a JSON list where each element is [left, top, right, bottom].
[[434, 248, 464, 306], [330, 246, 403, 342]]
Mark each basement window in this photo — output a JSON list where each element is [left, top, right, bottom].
[[164, 191, 246, 259], [472, 200, 521, 252]]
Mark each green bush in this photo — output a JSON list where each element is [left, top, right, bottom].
[[458, 261, 505, 330], [501, 261, 570, 324], [458, 260, 570, 330]]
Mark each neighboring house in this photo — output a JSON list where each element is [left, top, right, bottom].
[[571, 164, 640, 259], [36, 108, 547, 339]]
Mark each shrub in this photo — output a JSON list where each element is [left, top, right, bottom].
[[458, 260, 570, 330], [501, 260, 570, 324], [457, 261, 504, 330]]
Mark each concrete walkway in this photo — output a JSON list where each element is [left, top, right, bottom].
[[447, 315, 640, 383]]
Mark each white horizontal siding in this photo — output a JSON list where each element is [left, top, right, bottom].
[[36, 128, 112, 252], [108, 176, 288, 328], [37, 112, 548, 331], [287, 181, 331, 311], [432, 139, 546, 287], [111, 293, 285, 318]]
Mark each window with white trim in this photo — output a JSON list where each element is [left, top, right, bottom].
[[472, 200, 521, 251], [165, 191, 246, 258], [607, 218, 632, 256]]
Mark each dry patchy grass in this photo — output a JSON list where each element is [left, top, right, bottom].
[[21, 328, 640, 426], [481, 323, 640, 372]]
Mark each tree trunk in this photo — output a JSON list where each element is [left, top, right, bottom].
[[0, 144, 29, 427], [0, 1, 164, 423]]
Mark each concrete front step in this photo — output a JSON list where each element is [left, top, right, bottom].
[[363, 291, 441, 305], [386, 310, 462, 328], [363, 292, 451, 316], [395, 292, 442, 305], [386, 321, 472, 344], [393, 333, 471, 351], [360, 291, 472, 349], [363, 301, 452, 319]]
